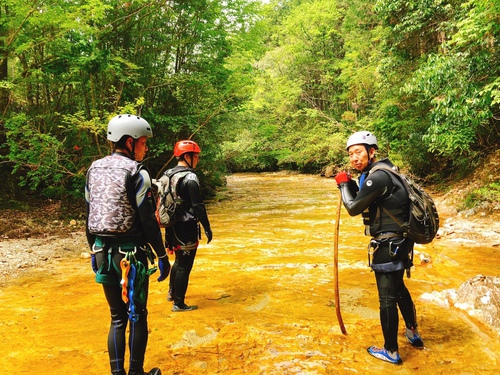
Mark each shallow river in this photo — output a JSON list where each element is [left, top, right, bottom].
[[0, 173, 499, 374]]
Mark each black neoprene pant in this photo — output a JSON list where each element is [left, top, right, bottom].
[[101, 251, 149, 375], [373, 244, 417, 352], [170, 248, 197, 306]]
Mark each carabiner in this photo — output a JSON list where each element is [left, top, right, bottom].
[[120, 257, 131, 303], [367, 240, 379, 268]]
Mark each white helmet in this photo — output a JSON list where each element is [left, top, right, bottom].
[[107, 114, 153, 142], [346, 131, 378, 151]]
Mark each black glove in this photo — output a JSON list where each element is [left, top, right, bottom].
[[157, 257, 171, 282], [205, 228, 213, 244]]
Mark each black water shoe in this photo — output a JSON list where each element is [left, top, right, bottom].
[[145, 368, 162, 375], [172, 304, 198, 312]]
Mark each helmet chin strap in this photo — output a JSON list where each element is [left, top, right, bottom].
[[365, 145, 375, 165], [365, 146, 376, 167], [124, 138, 135, 160], [183, 154, 193, 169]]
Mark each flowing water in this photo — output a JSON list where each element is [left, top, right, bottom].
[[0, 173, 499, 374]]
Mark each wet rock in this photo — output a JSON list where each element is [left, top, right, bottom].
[[452, 275, 500, 334], [414, 249, 432, 265], [420, 289, 458, 308]]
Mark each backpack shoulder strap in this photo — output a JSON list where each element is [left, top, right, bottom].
[[369, 164, 411, 192], [369, 164, 408, 229], [369, 164, 398, 178]]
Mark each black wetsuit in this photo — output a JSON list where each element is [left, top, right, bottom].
[[164, 166, 211, 308], [338, 158, 418, 353], [85, 152, 166, 375]]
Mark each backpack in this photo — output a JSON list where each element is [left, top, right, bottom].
[[153, 170, 191, 228], [369, 165, 439, 244]]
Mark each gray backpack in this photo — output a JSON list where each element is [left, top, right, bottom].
[[153, 170, 191, 228]]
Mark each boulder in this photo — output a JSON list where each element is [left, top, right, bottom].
[[452, 275, 500, 334]]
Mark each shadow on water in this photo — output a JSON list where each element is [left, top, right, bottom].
[[0, 173, 499, 374]]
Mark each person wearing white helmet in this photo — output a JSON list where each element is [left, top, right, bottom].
[[334, 131, 424, 365], [85, 114, 170, 375]]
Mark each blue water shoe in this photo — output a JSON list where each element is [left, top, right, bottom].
[[367, 346, 402, 365], [406, 330, 424, 349]]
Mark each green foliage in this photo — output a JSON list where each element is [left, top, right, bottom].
[[374, 0, 453, 59], [221, 110, 280, 171], [372, 0, 499, 176], [4, 114, 66, 193], [1, 0, 499, 202], [402, 53, 490, 158], [222, 0, 499, 180], [460, 182, 500, 211], [222, 0, 351, 172], [1, 0, 260, 199], [338, 0, 383, 117]]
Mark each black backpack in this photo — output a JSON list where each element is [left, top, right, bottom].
[[369, 165, 439, 244], [153, 170, 191, 228]]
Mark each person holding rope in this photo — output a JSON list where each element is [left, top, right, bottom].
[[334, 131, 424, 365], [164, 140, 212, 312], [85, 114, 171, 375]]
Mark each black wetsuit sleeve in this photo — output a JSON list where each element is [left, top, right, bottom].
[[84, 177, 96, 250], [339, 171, 391, 216], [85, 213, 96, 250], [133, 169, 167, 258], [185, 178, 211, 231]]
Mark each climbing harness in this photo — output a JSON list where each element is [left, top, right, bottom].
[[168, 225, 199, 254], [118, 247, 158, 322], [367, 235, 410, 274], [93, 236, 159, 321]]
